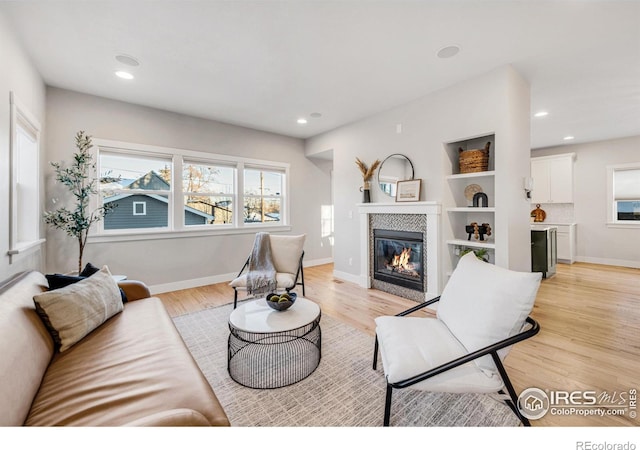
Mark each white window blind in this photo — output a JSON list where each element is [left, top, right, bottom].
[[614, 168, 640, 201]]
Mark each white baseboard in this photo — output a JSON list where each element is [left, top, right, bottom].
[[332, 270, 366, 287], [149, 272, 237, 295], [304, 257, 333, 267], [149, 257, 334, 295], [575, 256, 640, 269]]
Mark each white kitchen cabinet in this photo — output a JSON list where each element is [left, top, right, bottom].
[[553, 223, 576, 263], [531, 153, 575, 203]]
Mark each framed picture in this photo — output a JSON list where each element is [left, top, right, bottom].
[[396, 179, 421, 202]]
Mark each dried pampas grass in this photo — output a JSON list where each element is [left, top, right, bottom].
[[355, 157, 381, 181]]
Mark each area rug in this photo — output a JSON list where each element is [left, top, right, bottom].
[[172, 303, 521, 427]]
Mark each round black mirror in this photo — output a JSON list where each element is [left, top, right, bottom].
[[377, 154, 415, 197]]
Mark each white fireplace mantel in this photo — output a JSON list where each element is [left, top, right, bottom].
[[357, 201, 441, 301]]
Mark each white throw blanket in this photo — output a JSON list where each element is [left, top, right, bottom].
[[246, 232, 277, 296]]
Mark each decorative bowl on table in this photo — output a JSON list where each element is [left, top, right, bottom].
[[265, 292, 297, 311]]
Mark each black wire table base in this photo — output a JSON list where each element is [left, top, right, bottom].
[[228, 315, 321, 389]]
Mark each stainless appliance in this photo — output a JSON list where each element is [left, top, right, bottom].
[[531, 226, 557, 278]]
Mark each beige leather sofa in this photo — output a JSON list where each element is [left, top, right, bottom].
[[0, 271, 230, 426]]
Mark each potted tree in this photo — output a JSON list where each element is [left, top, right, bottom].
[[44, 131, 116, 274]]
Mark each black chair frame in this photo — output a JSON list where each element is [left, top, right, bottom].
[[372, 296, 540, 426], [233, 251, 305, 309]]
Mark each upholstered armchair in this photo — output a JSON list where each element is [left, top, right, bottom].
[[229, 234, 306, 308], [373, 252, 542, 426]]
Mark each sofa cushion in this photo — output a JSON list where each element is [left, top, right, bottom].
[[33, 266, 124, 352], [25, 297, 229, 426]]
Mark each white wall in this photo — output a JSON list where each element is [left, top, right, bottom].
[[0, 13, 47, 281], [45, 88, 332, 291], [306, 65, 531, 288], [531, 135, 640, 268]]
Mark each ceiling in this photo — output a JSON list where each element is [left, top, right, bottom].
[[1, 1, 639, 149]]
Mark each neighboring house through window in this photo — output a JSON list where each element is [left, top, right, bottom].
[[607, 163, 640, 226], [92, 139, 289, 239], [7, 92, 45, 262]]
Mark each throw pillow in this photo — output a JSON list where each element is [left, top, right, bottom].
[[33, 266, 124, 352], [79, 262, 100, 277], [46, 266, 128, 303], [46, 273, 85, 290]]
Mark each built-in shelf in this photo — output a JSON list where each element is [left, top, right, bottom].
[[446, 207, 496, 213], [445, 170, 495, 180], [446, 239, 496, 249]]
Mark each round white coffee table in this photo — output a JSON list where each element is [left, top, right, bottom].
[[228, 297, 321, 389]]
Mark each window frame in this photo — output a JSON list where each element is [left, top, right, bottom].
[[242, 166, 286, 226], [182, 159, 237, 228], [132, 202, 147, 216], [607, 162, 640, 228], [90, 139, 291, 242], [7, 92, 45, 262]]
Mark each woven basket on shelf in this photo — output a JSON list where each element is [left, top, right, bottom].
[[458, 141, 491, 174]]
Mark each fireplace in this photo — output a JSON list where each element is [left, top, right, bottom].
[[373, 229, 424, 292]]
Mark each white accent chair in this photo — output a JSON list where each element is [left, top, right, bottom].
[[373, 252, 542, 426], [229, 234, 306, 308]]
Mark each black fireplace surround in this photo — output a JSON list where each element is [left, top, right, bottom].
[[373, 229, 424, 292]]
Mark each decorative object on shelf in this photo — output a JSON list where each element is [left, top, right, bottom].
[[356, 157, 381, 203], [464, 183, 483, 202], [377, 153, 415, 198], [265, 292, 297, 311], [459, 141, 491, 174], [396, 179, 422, 202], [465, 222, 492, 241], [472, 192, 489, 207], [460, 247, 490, 262], [43, 131, 118, 274], [531, 204, 546, 222]]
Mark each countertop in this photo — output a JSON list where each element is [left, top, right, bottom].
[[531, 224, 558, 231], [532, 222, 576, 226]]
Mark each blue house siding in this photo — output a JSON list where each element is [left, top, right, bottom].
[[105, 195, 168, 229], [185, 209, 208, 225], [105, 194, 209, 229]]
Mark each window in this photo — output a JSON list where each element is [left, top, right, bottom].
[[7, 92, 45, 261], [243, 168, 284, 224], [133, 202, 146, 216], [99, 151, 172, 231], [93, 139, 289, 238], [607, 163, 640, 226], [183, 161, 234, 226]]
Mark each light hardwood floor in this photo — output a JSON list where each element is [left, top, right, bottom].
[[156, 261, 640, 427]]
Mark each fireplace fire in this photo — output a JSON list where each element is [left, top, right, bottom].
[[373, 229, 424, 292], [386, 247, 420, 277]]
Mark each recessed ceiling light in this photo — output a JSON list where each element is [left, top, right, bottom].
[[115, 71, 134, 80], [310, 112, 322, 118], [563, 136, 575, 141], [437, 45, 460, 59], [534, 111, 549, 117], [115, 54, 140, 67], [297, 118, 307, 125]]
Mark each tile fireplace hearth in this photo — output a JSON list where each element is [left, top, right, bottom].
[[358, 202, 441, 302]]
